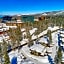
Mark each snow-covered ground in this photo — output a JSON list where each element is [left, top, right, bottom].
[[8, 49, 36, 64], [21, 45, 49, 64], [8, 26, 61, 64], [1, 25, 64, 64], [48, 26, 59, 31], [20, 31, 58, 64]]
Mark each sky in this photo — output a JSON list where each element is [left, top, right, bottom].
[[0, 0, 64, 15]]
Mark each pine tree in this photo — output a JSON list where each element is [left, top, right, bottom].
[[14, 26, 22, 51], [0, 43, 2, 64], [8, 28, 16, 48], [3, 40, 10, 64], [55, 47, 62, 64], [47, 30, 52, 45], [57, 47, 62, 61], [26, 27, 33, 47]]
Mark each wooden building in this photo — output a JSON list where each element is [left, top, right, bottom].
[[34, 15, 46, 21], [6, 22, 25, 28], [39, 16, 46, 21]]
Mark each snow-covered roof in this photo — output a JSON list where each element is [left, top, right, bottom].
[[21, 28, 26, 32], [3, 27, 8, 31], [0, 23, 6, 27], [60, 31, 64, 34], [61, 43, 64, 47], [61, 38, 64, 42], [41, 48, 46, 56], [22, 45, 49, 64], [38, 37, 48, 44], [47, 26, 59, 31], [30, 44, 45, 53], [31, 34, 37, 40], [7, 26, 17, 29], [3, 35, 9, 41], [29, 28, 37, 35], [46, 47, 53, 53], [20, 38, 28, 45], [4, 26, 9, 30], [0, 28, 3, 32], [17, 20, 21, 22], [0, 23, 16, 31], [38, 30, 47, 37], [0, 27, 9, 32], [34, 18, 39, 21], [60, 34, 64, 37], [38, 26, 60, 38], [22, 32, 26, 36]]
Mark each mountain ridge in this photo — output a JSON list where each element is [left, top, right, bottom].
[[0, 10, 64, 16]]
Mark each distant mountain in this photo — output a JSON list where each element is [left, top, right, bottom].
[[42, 10, 64, 16], [27, 10, 64, 17], [0, 10, 64, 17]]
